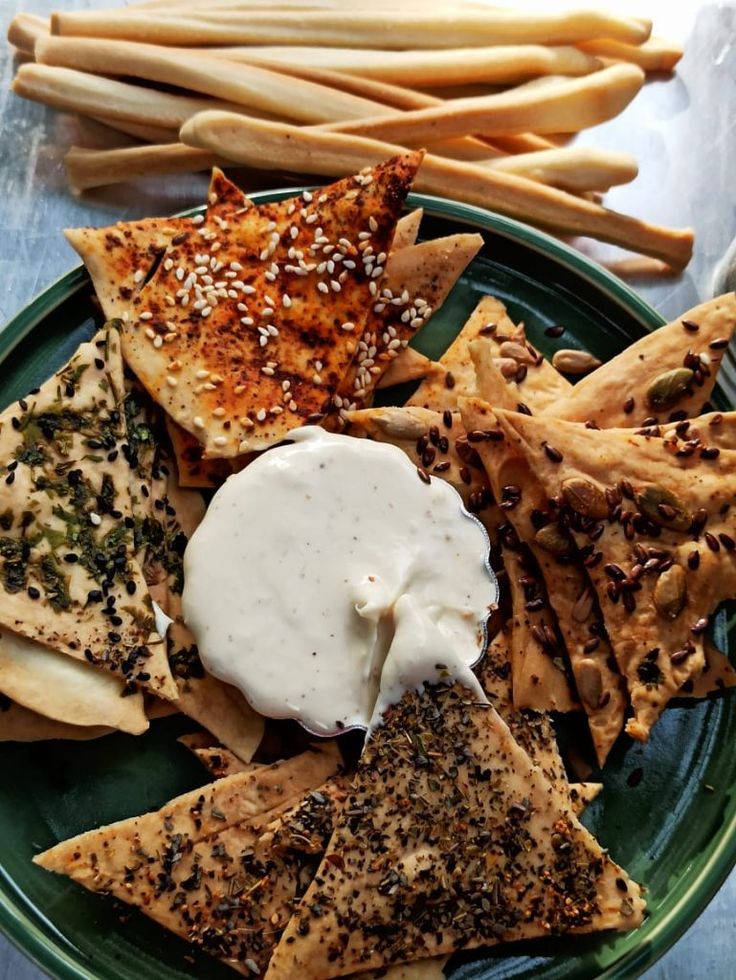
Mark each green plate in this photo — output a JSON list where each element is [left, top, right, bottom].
[[0, 190, 733, 980]]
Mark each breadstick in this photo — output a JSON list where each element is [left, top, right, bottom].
[[316, 65, 645, 143], [479, 146, 638, 192], [65, 143, 219, 194], [36, 36, 386, 124], [91, 117, 179, 144], [578, 36, 683, 72], [12, 64, 266, 129], [51, 9, 652, 49], [7, 13, 48, 54], [219, 43, 601, 87], [180, 112, 692, 267]]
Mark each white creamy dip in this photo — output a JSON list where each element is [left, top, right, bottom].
[[183, 426, 496, 734]]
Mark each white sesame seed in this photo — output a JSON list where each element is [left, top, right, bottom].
[[175, 267, 185, 282], [228, 289, 238, 299], [234, 384, 246, 395], [290, 225, 299, 240], [267, 324, 279, 336], [305, 213, 318, 224], [261, 366, 275, 376], [334, 395, 344, 408], [202, 382, 216, 391], [359, 231, 371, 241], [262, 307, 274, 317], [341, 322, 355, 332], [282, 294, 292, 308], [369, 216, 378, 232], [145, 327, 156, 340], [331, 280, 341, 292], [259, 248, 270, 261], [317, 282, 329, 294], [289, 400, 298, 412], [312, 374, 322, 385], [211, 242, 221, 252], [271, 405, 284, 415], [201, 306, 212, 317], [166, 376, 178, 388], [287, 203, 296, 215], [241, 316, 254, 326], [410, 317, 424, 329], [212, 407, 226, 418], [371, 266, 384, 279], [259, 335, 268, 347], [192, 213, 205, 225], [195, 369, 210, 380], [265, 271, 276, 282], [133, 268, 145, 283], [89, 512, 102, 526], [256, 409, 267, 422], [193, 299, 206, 311], [237, 303, 248, 313], [193, 416, 205, 429], [303, 189, 313, 202], [211, 435, 227, 448], [153, 336, 163, 348], [243, 284, 257, 295], [315, 360, 323, 371], [282, 379, 291, 391]]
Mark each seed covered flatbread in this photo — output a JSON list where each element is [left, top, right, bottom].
[[376, 347, 442, 389], [267, 681, 644, 979], [547, 294, 736, 427], [178, 733, 256, 778], [0, 326, 176, 700], [36, 750, 343, 976], [65, 169, 251, 321], [122, 153, 421, 457], [335, 234, 482, 415], [492, 408, 736, 741], [461, 397, 625, 764]]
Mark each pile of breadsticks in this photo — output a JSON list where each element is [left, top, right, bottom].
[[8, 1, 692, 269]]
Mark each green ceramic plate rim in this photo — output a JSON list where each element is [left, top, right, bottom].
[[0, 190, 730, 980]]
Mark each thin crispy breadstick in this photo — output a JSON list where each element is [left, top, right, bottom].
[[603, 256, 679, 278], [219, 43, 601, 87], [492, 133, 557, 153], [484, 146, 637, 192], [51, 9, 652, 48], [36, 36, 386, 124], [317, 65, 645, 143], [65, 143, 219, 193], [91, 116, 179, 144], [12, 63, 259, 129], [7, 12, 48, 54], [180, 112, 692, 267], [578, 36, 683, 72]]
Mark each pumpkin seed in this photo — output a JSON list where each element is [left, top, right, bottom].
[[561, 477, 608, 519], [646, 367, 694, 411], [576, 659, 604, 710], [634, 484, 691, 531], [551, 349, 602, 374], [372, 410, 428, 440], [653, 564, 687, 620], [534, 523, 570, 555], [572, 587, 594, 623]]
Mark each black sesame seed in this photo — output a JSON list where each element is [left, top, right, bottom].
[[63, 553, 78, 563], [4, 473, 14, 486], [623, 397, 635, 414], [416, 466, 430, 484], [27, 586, 40, 599], [516, 402, 532, 416], [705, 532, 720, 552], [719, 533, 736, 551], [709, 337, 729, 349], [700, 446, 720, 459], [544, 444, 563, 463], [688, 550, 700, 570], [444, 371, 455, 389], [442, 409, 453, 429]]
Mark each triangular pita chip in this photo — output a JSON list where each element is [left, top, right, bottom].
[[65, 169, 251, 320], [36, 752, 343, 977], [391, 208, 423, 252], [178, 733, 255, 778], [547, 294, 736, 427], [334, 234, 482, 416], [268, 680, 644, 978], [0, 697, 111, 742], [493, 408, 736, 740], [0, 326, 176, 699], [122, 154, 421, 457], [0, 629, 147, 735], [461, 397, 625, 764], [376, 347, 442, 389], [408, 295, 570, 414]]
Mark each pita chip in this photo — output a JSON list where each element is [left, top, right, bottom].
[[392, 207, 423, 251], [0, 698, 111, 742], [36, 757, 344, 977], [122, 153, 422, 457], [461, 397, 626, 763], [492, 407, 736, 740], [65, 169, 251, 321], [0, 629, 147, 735], [0, 326, 176, 700], [267, 680, 644, 979], [334, 234, 482, 415], [178, 733, 256, 778], [376, 348, 442, 389], [679, 638, 736, 699], [165, 416, 238, 488], [547, 294, 736, 428]]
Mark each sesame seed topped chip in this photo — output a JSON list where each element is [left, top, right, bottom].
[[121, 153, 422, 457]]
